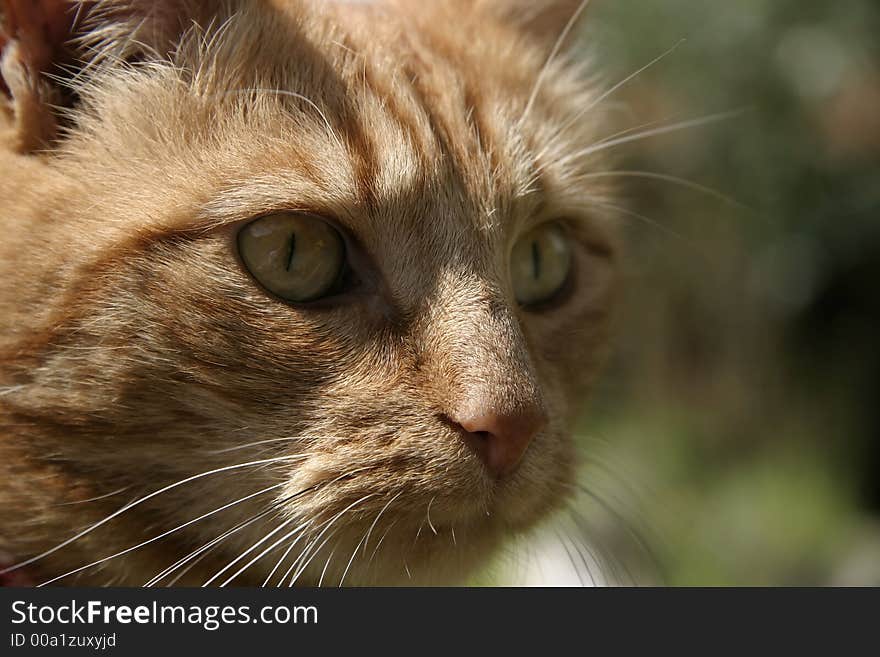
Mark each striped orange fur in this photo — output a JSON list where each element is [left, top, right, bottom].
[[0, 0, 618, 586]]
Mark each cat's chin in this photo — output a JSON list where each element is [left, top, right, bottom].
[[280, 520, 508, 587], [260, 478, 571, 586]]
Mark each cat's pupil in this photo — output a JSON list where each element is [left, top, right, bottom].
[[531, 241, 541, 280], [285, 233, 297, 272]]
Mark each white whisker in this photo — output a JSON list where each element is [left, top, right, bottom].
[[163, 546, 213, 587], [362, 491, 402, 557], [2, 455, 306, 579], [53, 486, 131, 507], [338, 532, 369, 587], [584, 196, 718, 260], [145, 508, 274, 587], [554, 528, 589, 587], [576, 170, 748, 210], [286, 493, 376, 587], [535, 111, 680, 171], [39, 482, 286, 586], [204, 516, 302, 587], [218, 518, 315, 587], [549, 40, 686, 145], [564, 109, 746, 163], [368, 517, 399, 568], [520, 0, 592, 125], [318, 546, 337, 588], [426, 496, 438, 536], [284, 527, 338, 588], [262, 523, 313, 587], [208, 438, 302, 454]]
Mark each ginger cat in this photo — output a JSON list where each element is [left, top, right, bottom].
[[0, 0, 617, 586]]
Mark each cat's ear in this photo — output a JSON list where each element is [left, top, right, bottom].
[[1, 0, 80, 151], [0, 0, 229, 153], [73, 1, 234, 63], [475, 0, 590, 51]]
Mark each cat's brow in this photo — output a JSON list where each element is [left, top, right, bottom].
[[184, 181, 357, 234]]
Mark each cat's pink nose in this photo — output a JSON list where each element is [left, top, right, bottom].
[[455, 407, 547, 478]]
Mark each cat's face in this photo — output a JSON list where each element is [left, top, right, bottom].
[[0, 0, 617, 585]]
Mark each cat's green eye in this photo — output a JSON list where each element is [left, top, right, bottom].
[[238, 213, 347, 303], [510, 222, 573, 308]]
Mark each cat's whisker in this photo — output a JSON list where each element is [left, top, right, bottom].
[[575, 440, 668, 570], [581, 197, 706, 253], [276, 518, 339, 587], [53, 486, 131, 507], [205, 516, 304, 587], [147, 468, 360, 587], [549, 39, 686, 145], [567, 505, 636, 586], [573, 482, 666, 584], [318, 545, 338, 588], [38, 481, 288, 586], [575, 436, 660, 524], [266, 470, 380, 586], [280, 506, 358, 587], [163, 542, 216, 587], [362, 490, 403, 557], [283, 526, 335, 588], [338, 528, 371, 587], [552, 527, 587, 587], [157, 546, 219, 588], [516, 539, 537, 587], [293, 526, 344, 588], [1, 455, 308, 579], [368, 516, 399, 568], [208, 438, 305, 454], [146, 507, 277, 587], [285, 493, 376, 587], [534, 115, 679, 174], [156, 471, 362, 587], [520, 0, 592, 126], [552, 506, 605, 586], [329, 40, 361, 57], [564, 522, 609, 587], [574, 170, 749, 211], [555, 530, 596, 587], [263, 524, 313, 588], [562, 109, 747, 165], [426, 496, 438, 536], [572, 529, 609, 586], [342, 493, 404, 586]]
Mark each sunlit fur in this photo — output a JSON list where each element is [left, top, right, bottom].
[[0, 0, 618, 586]]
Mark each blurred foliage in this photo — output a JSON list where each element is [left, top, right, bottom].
[[562, 0, 880, 585]]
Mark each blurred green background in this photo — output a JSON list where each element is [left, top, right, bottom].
[[500, 0, 880, 586]]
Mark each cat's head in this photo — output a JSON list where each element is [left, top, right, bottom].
[[0, 0, 617, 585]]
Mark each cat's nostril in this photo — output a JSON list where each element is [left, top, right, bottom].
[[453, 408, 547, 479]]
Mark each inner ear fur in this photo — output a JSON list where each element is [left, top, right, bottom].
[[474, 0, 589, 51], [0, 0, 83, 152], [0, 0, 230, 153]]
